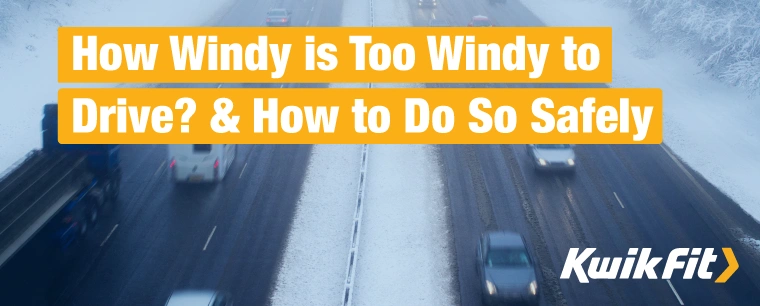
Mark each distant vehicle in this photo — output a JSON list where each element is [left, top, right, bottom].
[[169, 144, 237, 183], [468, 15, 493, 27], [165, 290, 233, 306], [418, 0, 438, 8], [527, 144, 576, 172], [428, 19, 450, 26], [476, 231, 539, 306], [266, 9, 292, 26]]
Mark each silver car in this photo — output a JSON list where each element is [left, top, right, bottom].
[[476, 231, 539, 305], [527, 144, 576, 172], [165, 290, 232, 306]]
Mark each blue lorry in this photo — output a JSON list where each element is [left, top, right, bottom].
[[0, 103, 122, 305]]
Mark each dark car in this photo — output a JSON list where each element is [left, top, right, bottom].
[[418, 0, 438, 8], [468, 15, 493, 27], [428, 19, 450, 26], [476, 231, 539, 305], [266, 9, 292, 26]]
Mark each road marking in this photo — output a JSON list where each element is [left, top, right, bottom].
[[100, 224, 119, 247], [154, 161, 166, 176], [613, 192, 625, 208], [311, 6, 314, 11], [306, 18, 310, 26], [203, 226, 217, 251], [239, 162, 248, 179], [431, 13, 436, 19], [217, 84, 223, 88], [280, 84, 285, 88], [666, 279, 684, 305]]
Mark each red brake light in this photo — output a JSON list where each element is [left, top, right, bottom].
[[266, 18, 271, 22], [169, 159, 176, 168], [282, 18, 287, 22], [214, 159, 220, 169]]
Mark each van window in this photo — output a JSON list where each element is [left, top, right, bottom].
[[193, 144, 212, 153]]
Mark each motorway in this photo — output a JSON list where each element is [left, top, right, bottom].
[[2, 0, 760, 305], [45, 0, 339, 304], [418, 1, 760, 306]]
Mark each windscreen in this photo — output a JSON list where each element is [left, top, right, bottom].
[[535, 144, 571, 149], [486, 248, 531, 268]]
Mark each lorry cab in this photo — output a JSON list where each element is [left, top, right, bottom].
[[168, 144, 236, 183]]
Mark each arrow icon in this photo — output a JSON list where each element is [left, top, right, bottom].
[[715, 248, 738, 283]]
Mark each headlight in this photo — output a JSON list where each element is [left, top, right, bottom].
[[486, 280, 497, 295], [567, 158, 575, 166], [538, 159, 547, 166], [529, 280, 537, 295]]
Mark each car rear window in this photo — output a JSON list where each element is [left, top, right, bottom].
[[193, 144, 212, 153], [268, 10, 286, 16]]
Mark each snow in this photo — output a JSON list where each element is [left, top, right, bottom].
[[0, 0, 236, 171], [353, 144, 456, 306], [268, 145, 362, 306], [518, 0, 760, 224], [347, 0, 456, 303]]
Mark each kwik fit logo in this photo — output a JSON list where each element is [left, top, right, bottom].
[[560, 248, 738, 283]]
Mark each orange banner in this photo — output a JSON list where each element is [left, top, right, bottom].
[[57, 87, 661, 144], [58, 27, 612, 83]]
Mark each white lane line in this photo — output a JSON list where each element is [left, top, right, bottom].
[[280, 84, 285, 88], [613, 192, 625, 208], [342, 144, 369, 306], [666, 279, 684, 305], [239, 162, 248, 179], [431, 12, 436, 19], [311, 6, 314, 11], [659, 144, 709, 196], [203, 226, 217, 251], [217, 84, 223, 88], [100, 224, 119, 247], [306, 18, 311, 26], [154, 161, 166, 177]]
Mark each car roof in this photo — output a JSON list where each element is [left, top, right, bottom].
[[166, 290, 217, 306], [484, 231, 525, 248], [473, 15, 489, 20], [269, 8, 287, 12]]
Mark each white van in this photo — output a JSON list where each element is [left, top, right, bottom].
[[168, 144, 237, 183]]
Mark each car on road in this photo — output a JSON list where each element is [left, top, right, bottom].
[[169, 144, 237, 183], [526, 144, 577, 173], [266, 9, 292, 26], [476, 231, 539, 305], [165, 290, 232, 306], [418, 0, 438, 8], [468, 15, 493, 27], [428, 19, 450, 26]]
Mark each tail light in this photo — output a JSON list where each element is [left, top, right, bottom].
[[266, 18, 271, 22], [170, 158, 177, 179], [282, 18, 287, 22], [63, 216, 73, 224], [214, 159, 220, 180], [169, 158, 176, 168]]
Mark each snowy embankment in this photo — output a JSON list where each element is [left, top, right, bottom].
[[0, 0, 236, 171], [270, 0, 455, 304], [517, 0, 760, 225]]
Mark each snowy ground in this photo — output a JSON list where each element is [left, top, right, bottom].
[[0, 0, 236, 171], [518, 0, 760, 224], [272, 0, 455, 304], [353, 144, 455, 306], [268, 145, 362, 306]]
